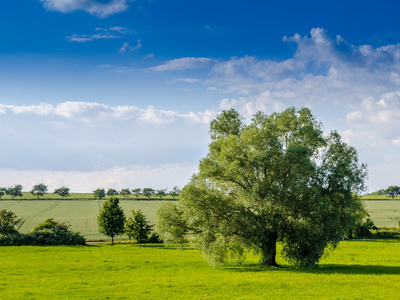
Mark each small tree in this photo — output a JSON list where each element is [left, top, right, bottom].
[[120, 188, 132, 199], [30, 184, 48, 200], [93, 188, 106, 200], [132, 188, 142, 198], [6, 185, 23, 200], [124, 209, 152, 248], [97, 197, 125, 245], [169, 186, 181, 200], [142, 188, 154, 199], [0, 209, 23, 235], [106, 188, 119, 196], [54, 187, 70, 199], [0, 187, 6, 200], [156, 189, 167, 200], [385, 186, 400, 200]]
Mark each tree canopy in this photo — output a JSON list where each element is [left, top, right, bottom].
[[6, 185, 23, 200], [0, 209, 23, 235], [125, 209, 152, 248], [157, 107, 367, 269], [30, 183, 48, 200], [54, 187, 70, 199], [93, 188, 106, 200], [385, 186, 400, 200]]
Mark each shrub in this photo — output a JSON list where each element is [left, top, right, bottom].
[[347, 217, 377, 239], [148, 232, 163, 243], [0, 230, 85, 246], [34, 218, 70, 232]]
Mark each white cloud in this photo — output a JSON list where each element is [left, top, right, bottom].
[[40, 0, 129, 18], [150, 57, 217, 72], [143, 53, 154, 59], [67, 27, 130, 42], [0, 102, 212, 190], [119, 39, 142, 53], [172, 78, 200, 83]]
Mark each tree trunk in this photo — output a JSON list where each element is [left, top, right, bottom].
[[260, 233, 279, 267], [111, 236, 114, 245]]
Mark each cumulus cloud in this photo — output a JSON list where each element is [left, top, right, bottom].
[[150, 57, 217, 72], [40, 0, 129, 18], [0, 101, 211, 190]]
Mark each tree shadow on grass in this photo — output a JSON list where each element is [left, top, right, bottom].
[[225, 263, 400, 275]]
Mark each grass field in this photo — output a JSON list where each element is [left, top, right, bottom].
[[0, 199, 399, 240], [1, 240, 400, 299], [0, 200, 167, 239]]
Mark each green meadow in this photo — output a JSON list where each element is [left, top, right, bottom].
[[0, 200, 166, 239], [1, 240, 400, 299]]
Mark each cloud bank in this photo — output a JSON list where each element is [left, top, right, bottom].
[[40, 0, 129, 18]]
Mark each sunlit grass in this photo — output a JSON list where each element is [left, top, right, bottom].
[[1, 240, 400, 299]]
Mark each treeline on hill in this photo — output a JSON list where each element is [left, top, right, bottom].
[[0, 184, 181, 201], [366, 186, 400, 199], [0, 210, 85, 246]]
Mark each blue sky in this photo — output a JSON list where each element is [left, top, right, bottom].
[[1, 0, 400, 192]]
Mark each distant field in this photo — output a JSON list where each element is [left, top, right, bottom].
[[0, 199, 399, 240], [361, 195, 399, 200], [1, 240, 400, 299], [364, 200, 400, 227], [0, 200, 169, 239]]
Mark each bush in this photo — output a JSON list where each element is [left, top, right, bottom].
[[347, 217, 377, 239], [0, 230, 85, 246], [34, 218, 70, 232], [148, 232, 163, 243]]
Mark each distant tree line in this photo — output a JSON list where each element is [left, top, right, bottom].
[[367, 185, 400, 199], [92, 186, 181, 200], [0, 184, 70, 200], [0, 184, 181, 201]]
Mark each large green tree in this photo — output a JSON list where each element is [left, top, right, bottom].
[[97, 197, 125, 245], [157, 108, 367, 269], [124, 209, 152, 248]]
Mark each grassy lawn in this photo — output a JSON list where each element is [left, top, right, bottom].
[[1, 240, 400, 299]]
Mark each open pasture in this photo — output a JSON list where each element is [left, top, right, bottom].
[[1, 240, 400, 299], [363, 200, 400, 227], [0, 200, 167, 239]]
